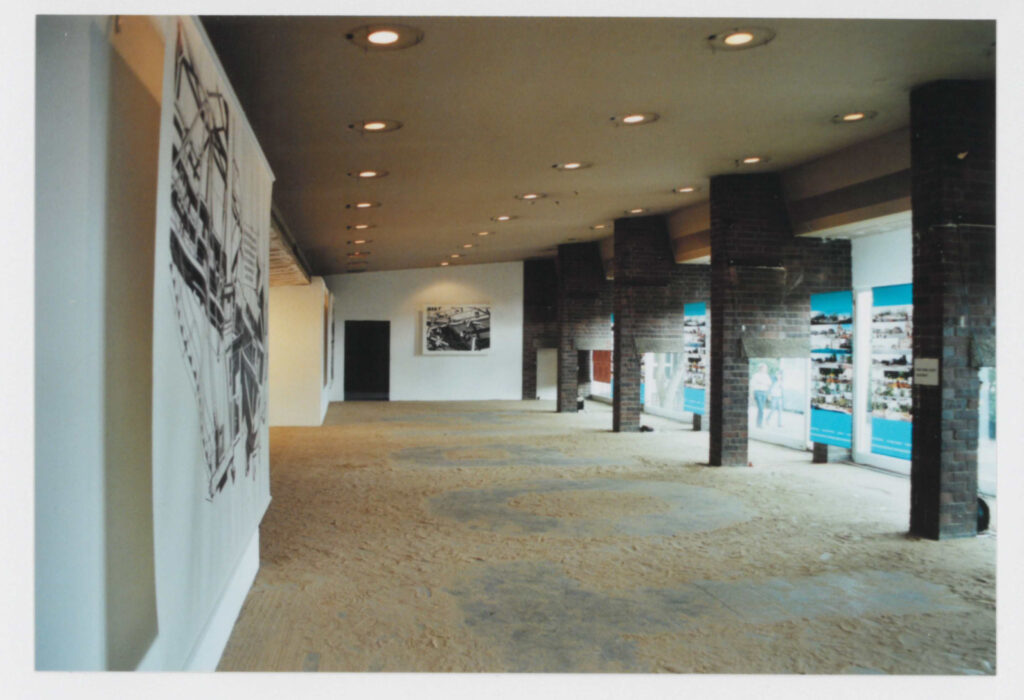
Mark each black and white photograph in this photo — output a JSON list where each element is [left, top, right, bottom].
[[423, 304, 491, 354]]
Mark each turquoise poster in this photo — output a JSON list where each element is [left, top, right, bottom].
[[683, 302, 707, 414], [809, 291, 853, 447], [870, 284, 913, 459]]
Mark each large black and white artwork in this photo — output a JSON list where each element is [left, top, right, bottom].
[[423, 304, 491, 354], [168, 22, 268, 499]]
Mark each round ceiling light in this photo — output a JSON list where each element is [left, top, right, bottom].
[[590, 223, 608, 231], [491, 215, 516, 222], [348, 119, 403, 133], [707, 27, 776, 51], [462, 243, 474, 249], [626, 208, 646, 215], [611, 112, 659, 126], [737, 156, 770, 166], [440, 261, 450, 267], [346, 201, 381, 209], [346, 24, 424, 51], [450, 253, 462, 259], [515, 192, 546, 201], [475, 231, 492, 237], [673, 185, 700, 194], [830, 110, 878, 124], [346, 239, 372, 245], [347, 224, 375, 231], [347, 169, 389, 179], [553, 161, 592, 171]]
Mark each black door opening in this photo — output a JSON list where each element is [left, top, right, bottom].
[[344, 321, 390, 401]]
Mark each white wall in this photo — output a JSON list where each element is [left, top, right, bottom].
[[35, 15, 160, 671], [536, 348, 558, 400], [269, 277, 330, 426], [326, 262, 524, 401], [852, 228, 912, 290]]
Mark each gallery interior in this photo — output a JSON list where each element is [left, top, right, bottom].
[[30, 10, 1008, 683]]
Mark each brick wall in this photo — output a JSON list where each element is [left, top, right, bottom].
[[612, 215, 711, 431], [556, 242, 613, 412], [709, 173, 851, 466], [522, 259, 559, 399], [909, 80, 995, 539]]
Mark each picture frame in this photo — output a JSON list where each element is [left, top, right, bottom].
[[422, 304, 492, 355]]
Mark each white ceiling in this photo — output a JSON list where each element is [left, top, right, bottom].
[[201, 16, 994, 276]]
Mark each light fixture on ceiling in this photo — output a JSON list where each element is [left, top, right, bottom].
[[737, 156, 770, 166], [625, 208, 646, 215], [830, 110, 878, 124], [463, 243, 474, 249], [346, 24, 424, 51], [475, 231, 493, 237], [553, 161, 592, 171], [450, 253, 461, 259], [347, 169, 388, 179], [611, 112, 659, 126], [673, 185, 700, 194], [491, 215, 516, 222], [346, 239, 373, 245], [515, 192, 546, 201], [440, 261, 450, 267], [347, 224, 375, 231], [707, 27, 775, 51], [348, 119, 403, 133], [346, 201, 381, 209], [590, 223, 608, 231]]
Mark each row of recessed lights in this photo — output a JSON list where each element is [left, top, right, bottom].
[[342, 22, 879, 266]]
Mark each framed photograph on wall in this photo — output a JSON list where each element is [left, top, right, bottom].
[[423, 304, 491, 354]]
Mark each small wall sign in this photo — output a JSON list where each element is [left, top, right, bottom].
[[915, 358, 940, 386]]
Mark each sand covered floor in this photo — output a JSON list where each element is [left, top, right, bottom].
[[217, 400, 996, 674]]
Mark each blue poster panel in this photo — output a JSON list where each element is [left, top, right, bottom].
[[683, 302, 707, 414], [809, 291, 853, 447], [870, 283, 913, 459]]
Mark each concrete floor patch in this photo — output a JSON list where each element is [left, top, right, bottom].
[[427, 477, 751, 536], [393, 443, 629, 469]]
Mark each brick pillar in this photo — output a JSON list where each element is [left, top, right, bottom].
[[909, 80, 995, 540], [708, 175, 793, 465], [522, 259, 558, 400], [556, 243, 612, 413]]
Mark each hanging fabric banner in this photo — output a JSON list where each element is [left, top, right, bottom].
[[683, 302, 708, 414], [809, 291, 853, 447], [870, 283, 913, 459]]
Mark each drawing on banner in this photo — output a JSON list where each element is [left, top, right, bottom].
[[809, 291, 853, 447], [424, 305, 491, 354], [870, 284, 913, 459], [683, 302, 708, 414], [168, 24, 267, 498]]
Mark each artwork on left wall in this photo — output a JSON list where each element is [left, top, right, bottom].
[[424, 304, 491, 354], [168, 21, 269, 499]]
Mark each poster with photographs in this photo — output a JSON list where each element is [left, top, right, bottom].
[[683, 302, 708, 414], [870, 283, 913, 459], [423, 304, 491, 354], [809, 291, 853, 447]]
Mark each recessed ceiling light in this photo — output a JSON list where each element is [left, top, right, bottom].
[[463, 243, 474, 249], [348, 119, 403, 133], [491, 215, 516, 222], [591, 224, 608, 230], [673, 185, 699, 194], [440, 261, 450, 266], [707, 27, 776, 51], [346, 24, 424, 51], [347, 224, 374, 231], [347, 169, 388, 179], [515, 192, 546, 201], [612, 112, 659, 126], [737, 156, 771, 166], [626, 208, 646, 215], [450, 253, 461, 259], [346, 201, 381, 209], [553, 161, 592, 171], [346, 239, 373, 245], [475, 231, 492, 237], [830, 110, 878, 124]]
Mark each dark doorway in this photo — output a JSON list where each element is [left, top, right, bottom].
[[344, 321, 390, 401]]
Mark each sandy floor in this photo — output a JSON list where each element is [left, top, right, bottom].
[[217, 400, 996, 674]]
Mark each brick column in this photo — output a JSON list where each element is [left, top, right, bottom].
[[522, 259, 559, 400], [909, 80, 995, 539], [556, 243, 612, 413], [709, 174, 851, 466]]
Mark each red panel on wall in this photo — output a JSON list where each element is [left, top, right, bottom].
[[592, 350, 612, 384]]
